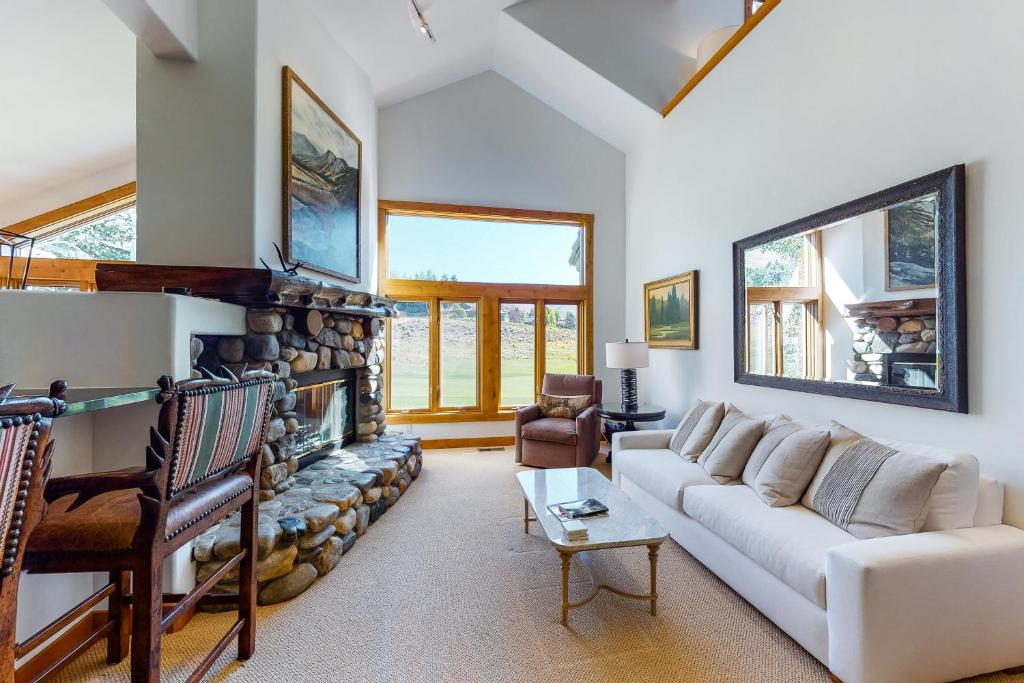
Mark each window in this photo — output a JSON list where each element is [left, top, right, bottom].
[[745, 231, 822, 379], [381, 201, 593, 423], [3, 183, 136, 290]]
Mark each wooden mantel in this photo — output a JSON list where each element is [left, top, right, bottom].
[[95, 263, 397, 318], [845, 297, 936, 319]]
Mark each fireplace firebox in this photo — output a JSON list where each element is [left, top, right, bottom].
[[292, 375, 356, 458]]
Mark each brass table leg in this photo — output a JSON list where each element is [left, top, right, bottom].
[[647, 542, 660, 616], [560, 551, 572, 626]]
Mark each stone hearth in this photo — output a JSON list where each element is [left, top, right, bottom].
[[846, 298, 937, 383]]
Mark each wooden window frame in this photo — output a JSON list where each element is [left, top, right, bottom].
[[379, 200, 594, 425], [2, 182, 136, 291], [745, 231, 825, 380]]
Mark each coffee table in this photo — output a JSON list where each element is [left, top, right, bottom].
[[517, 467, 669, 626]]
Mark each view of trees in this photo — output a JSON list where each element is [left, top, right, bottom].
[[32, 207, 137, 261], [744, 233, 805, 288], [648, 285, 689, 328]]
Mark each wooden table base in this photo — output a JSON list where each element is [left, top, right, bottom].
[[557, 544, 661, 626]]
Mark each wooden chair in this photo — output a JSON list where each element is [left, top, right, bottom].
[[0, 381, 67, 680], [22, 370, 275, 683]]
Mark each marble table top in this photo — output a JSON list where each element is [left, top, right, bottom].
[[517, 467, 668, 552]]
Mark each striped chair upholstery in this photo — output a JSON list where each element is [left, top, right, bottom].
[[166, 377, 275, 496], [0, 418, 40, 578]]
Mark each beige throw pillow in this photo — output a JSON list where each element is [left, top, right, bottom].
[[537, 393, 591, 420], [669, 400, 725, 461], [697, 405, 766, 483], [802, 422, 948, 539], [742, 417, 830, 507]]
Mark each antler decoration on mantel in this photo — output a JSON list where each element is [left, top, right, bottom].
[[259, 242, 304, 276]]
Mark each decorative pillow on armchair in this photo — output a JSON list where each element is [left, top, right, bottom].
[[537, 394, 592, 420], [668, 399, 725, 461], [801, 421, 948, 539]]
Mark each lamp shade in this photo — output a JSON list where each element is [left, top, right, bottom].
[[606, 341, 649, 369]]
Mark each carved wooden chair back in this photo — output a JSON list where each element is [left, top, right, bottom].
[[157, 372, 276, 499], [0, 382, 66, 677]]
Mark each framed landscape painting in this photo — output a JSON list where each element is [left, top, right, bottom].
[[885, 195, 937, 291], [282, 66, 361, 282], [645, 270, 698, 349]]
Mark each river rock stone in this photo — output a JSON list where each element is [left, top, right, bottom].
[[369, 500, 387, 524], [194, 534, 216, 563], [303, 504, 340, 533], [315, 328, 342, 349], [333, 319, 353, 334], [276, 391, 297, 413], [312, 484, 359, 511], [333, 507, 357, 534], [247, 309, 284, 334], [332, 350, 352, 369], [291, 350, 318, 374], [921, 328, 937, 342], [311, 536, 345, 576], [246, 334, 280, 361], [351, 322, 364, 339], [279, 329, 306, 349], [897, 341, 930, 353], [355, 505, 370, 536], [349, 352, 365, 366], [216, 337, 245, 363], [317, 345, 332, 370], [280, 346, 299, 362], [363, 486, 382, 504], [875, 317, 899, 332], [298, 524, 336, 550], [277, 515, 307, 544], [258, 563, 317, 605], [261, 444, 275, 468], [262, 462, 289, 489]]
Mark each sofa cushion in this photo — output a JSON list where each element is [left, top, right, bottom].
[[668, 400, 725, 461], [697, 405, 766, 483], [615, 449, 718, 510], [802, 422, 946, 540], [742, 417, 830, 507], [522, 417, 577, 445], [683, 484, 857, 608]]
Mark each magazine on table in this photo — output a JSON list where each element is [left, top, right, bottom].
[[547, 498, 609, 522]]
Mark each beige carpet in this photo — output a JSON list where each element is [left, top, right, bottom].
[[53, 448, 1024, 682]]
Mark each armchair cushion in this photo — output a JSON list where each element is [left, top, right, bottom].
[[521, 418, 577, 446]]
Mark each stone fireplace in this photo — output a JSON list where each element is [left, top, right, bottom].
[[95, 263, 423, 604], [846, 298, 937, 387]]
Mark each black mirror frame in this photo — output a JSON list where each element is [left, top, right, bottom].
[[733, 164, 967, 413]]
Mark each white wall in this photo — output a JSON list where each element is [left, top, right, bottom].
[[379, 71, 627, 440], [505, 0, 740, 111], [626, 0, 1024, 524], [254, 0, 378, 290], [136, 0, 378, 290]]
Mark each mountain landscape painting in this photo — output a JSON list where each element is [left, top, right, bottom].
[[645, 270, 698, 349], [283, 67, 361, 282]]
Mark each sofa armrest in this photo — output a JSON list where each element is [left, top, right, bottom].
[[611, 429, 674, 453], [826, 525, 1024, 683], [515, 405, 542, 463], [575, 406, 600, 467]]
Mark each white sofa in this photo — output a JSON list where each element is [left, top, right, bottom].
[[611, 428, 1024, 683]]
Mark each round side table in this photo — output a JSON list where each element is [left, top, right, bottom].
[[595, 403, 666, 463]]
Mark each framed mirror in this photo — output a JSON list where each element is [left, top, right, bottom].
[[733, 165, 966, 413]]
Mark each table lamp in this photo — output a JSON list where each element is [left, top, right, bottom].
[[606, 341, 649, 410]]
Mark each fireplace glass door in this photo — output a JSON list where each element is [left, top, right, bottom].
[[292, 379, 355, 457]]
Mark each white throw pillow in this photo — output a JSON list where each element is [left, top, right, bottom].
[[742, 417, 830, 507], [668, 400, 725, 462], [802, 422, 947, 539], [697, 405, 766, 483]]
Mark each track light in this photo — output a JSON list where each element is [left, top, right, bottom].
[[408, 0, 435, 43]]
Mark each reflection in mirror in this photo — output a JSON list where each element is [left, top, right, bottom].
[[744, 193, 939, 391]]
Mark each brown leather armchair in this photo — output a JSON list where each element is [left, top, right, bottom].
[[515, 373, 602, 469]]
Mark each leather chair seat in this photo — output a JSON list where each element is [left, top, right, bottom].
[[28, 473, 254, 555], [521, 417, 577, 445]]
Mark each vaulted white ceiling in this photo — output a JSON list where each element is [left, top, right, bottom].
[[0, 0, 135, 215]]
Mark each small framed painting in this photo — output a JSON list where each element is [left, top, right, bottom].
[[282, 66, 361, 282], [885, 195, 937, 291], [645, 270, 699, 349]]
